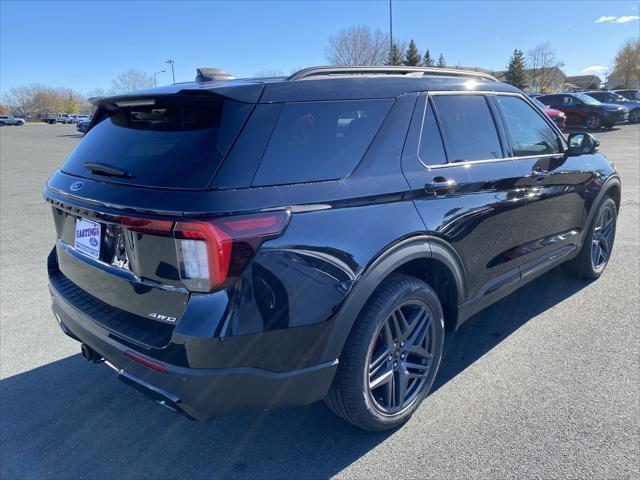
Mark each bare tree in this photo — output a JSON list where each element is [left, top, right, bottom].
[[2, 84, 60, 116], [109, 69, 154, 94], [526, 42, 564, 93], [611, 38, 640, 88], [325, 25, 390, 65]]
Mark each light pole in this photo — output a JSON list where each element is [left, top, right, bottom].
[[166, 59, 175, 84], [389, 0, 393, 65], [153, 70, 165, 87]]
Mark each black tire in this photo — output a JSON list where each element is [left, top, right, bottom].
[[629, 109, 640, 123], [586, 113, 603, 130], [324, 273, 445, 431], [564, 196, 617, 279]]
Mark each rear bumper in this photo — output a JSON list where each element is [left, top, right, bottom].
[[50, 279, 338, 421]]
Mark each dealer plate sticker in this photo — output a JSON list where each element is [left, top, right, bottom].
[[74, 218, 101, 259]]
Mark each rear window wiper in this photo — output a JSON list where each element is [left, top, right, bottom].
[[83, 162, 134, 179]]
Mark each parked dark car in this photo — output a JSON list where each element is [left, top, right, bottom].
[[537, 92, 628, 129], [584, 90, 640, 123], [612, 89, 640, 101], [76, 119, 91, 134], [529, 95, 566, 129], [0, 115, 25, 126], [44, 66, 621, 431]]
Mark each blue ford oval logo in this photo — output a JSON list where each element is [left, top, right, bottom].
[[89, 238, 99, 247], [70, 181, 84, 191]]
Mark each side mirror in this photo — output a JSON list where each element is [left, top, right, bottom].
[[567, 132, 600, 155]]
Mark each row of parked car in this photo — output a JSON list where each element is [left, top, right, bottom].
[[43, 113, 92, 125], [531, 89, 640, 130]]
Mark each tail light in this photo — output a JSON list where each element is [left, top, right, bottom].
[[115, 216, 173, 236], [174, 211, 290, 292]]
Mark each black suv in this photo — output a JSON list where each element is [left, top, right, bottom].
[[44, 66, 620, 431]]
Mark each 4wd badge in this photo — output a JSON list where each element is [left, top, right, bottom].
[[148, 313, 177, 323]]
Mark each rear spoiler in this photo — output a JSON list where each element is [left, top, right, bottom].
[[90, 82, 264, 108]]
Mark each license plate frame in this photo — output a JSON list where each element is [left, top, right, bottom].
[[74, 217, 101, 259]]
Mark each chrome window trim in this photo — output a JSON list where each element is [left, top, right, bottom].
[[425, 152, 563, 170], [418, 90, 567, 170]]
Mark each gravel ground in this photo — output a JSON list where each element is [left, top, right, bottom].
[[1, 123, 638, 479]]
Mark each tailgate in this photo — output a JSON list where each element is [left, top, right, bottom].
[[47, 192, 190, 336]]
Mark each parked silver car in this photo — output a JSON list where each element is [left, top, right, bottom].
[[0, 115, 25, 126]]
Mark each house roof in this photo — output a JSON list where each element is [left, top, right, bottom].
[[565, 75, 602, 84]]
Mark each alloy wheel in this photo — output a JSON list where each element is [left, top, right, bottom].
[[591, 204, 614, 270], [630, 110, 640, 123], [366, 301, 436, 415], [586, 115, 601, 129]]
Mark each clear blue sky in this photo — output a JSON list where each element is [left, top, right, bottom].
[[1, 0, 638, 95]]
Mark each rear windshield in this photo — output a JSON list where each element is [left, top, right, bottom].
[[61, 95, 252, 189], [252, 99, 392, 186]]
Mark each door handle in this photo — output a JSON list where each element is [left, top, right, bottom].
[[532, 168, 550, 180], [425, 177, 457, 195]]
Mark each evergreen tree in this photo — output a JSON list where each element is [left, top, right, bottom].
[[422, 49, 434, 67], [436, 54, 446, 68], [388, 43, 403, 66], [403, 39, 421, 66], [505, 48, 527, 89]]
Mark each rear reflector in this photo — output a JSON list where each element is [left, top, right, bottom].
[[174, 211, 290, 292], [124, 350, 168, 374]]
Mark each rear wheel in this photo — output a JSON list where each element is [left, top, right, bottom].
[[325, 274, 444, 431], [564, 196, 617, 279], [586, 114, 602, 130]]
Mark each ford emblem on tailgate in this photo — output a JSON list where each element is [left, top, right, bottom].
[[70, 181, 84, 191]]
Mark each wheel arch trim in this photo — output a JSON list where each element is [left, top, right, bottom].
[[321, 234, 467, 361], [580, 175, 621, 249]]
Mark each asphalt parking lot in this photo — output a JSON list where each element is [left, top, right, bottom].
[[1, 123, 638, 479]]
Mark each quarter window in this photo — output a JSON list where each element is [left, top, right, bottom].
[[253, 99, 392, 186], [495, 96, 560, 156], [417, 101, 447, 166], [431, 95, 503, 162]]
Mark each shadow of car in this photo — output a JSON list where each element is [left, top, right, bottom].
[[0, 266, 591, 479]]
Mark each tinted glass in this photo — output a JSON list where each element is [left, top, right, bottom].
[[617, 90, 640, 100], [253, 99, 392, 186], [574, 93, 600, 105], [418, 101, 447, 165], [531, 97, 548, 110], [496, 96, 560, 156], [587, 92, 606, 101], [538, 95, 559, 106], [431, 95, 502, 162], [61, 95, 252, 189]]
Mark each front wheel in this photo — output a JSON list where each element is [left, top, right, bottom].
[[564, 196, 617, 279], [629, 109, 640, 123], [586, 114, 603, 130], [324, 274, 444, 431]]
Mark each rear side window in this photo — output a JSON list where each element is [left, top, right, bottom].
[[418, 101, 447, 166], [252, 99, 392, 186], [61, 95, 252, 189], [539, 95, 558, 106], [431, 95, 502, 162], [495, 96, 560, 156]]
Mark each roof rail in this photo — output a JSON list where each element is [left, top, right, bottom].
[[288, 66, 499, 82]]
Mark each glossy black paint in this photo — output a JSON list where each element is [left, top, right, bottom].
[[44, 73, 620, 420]]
